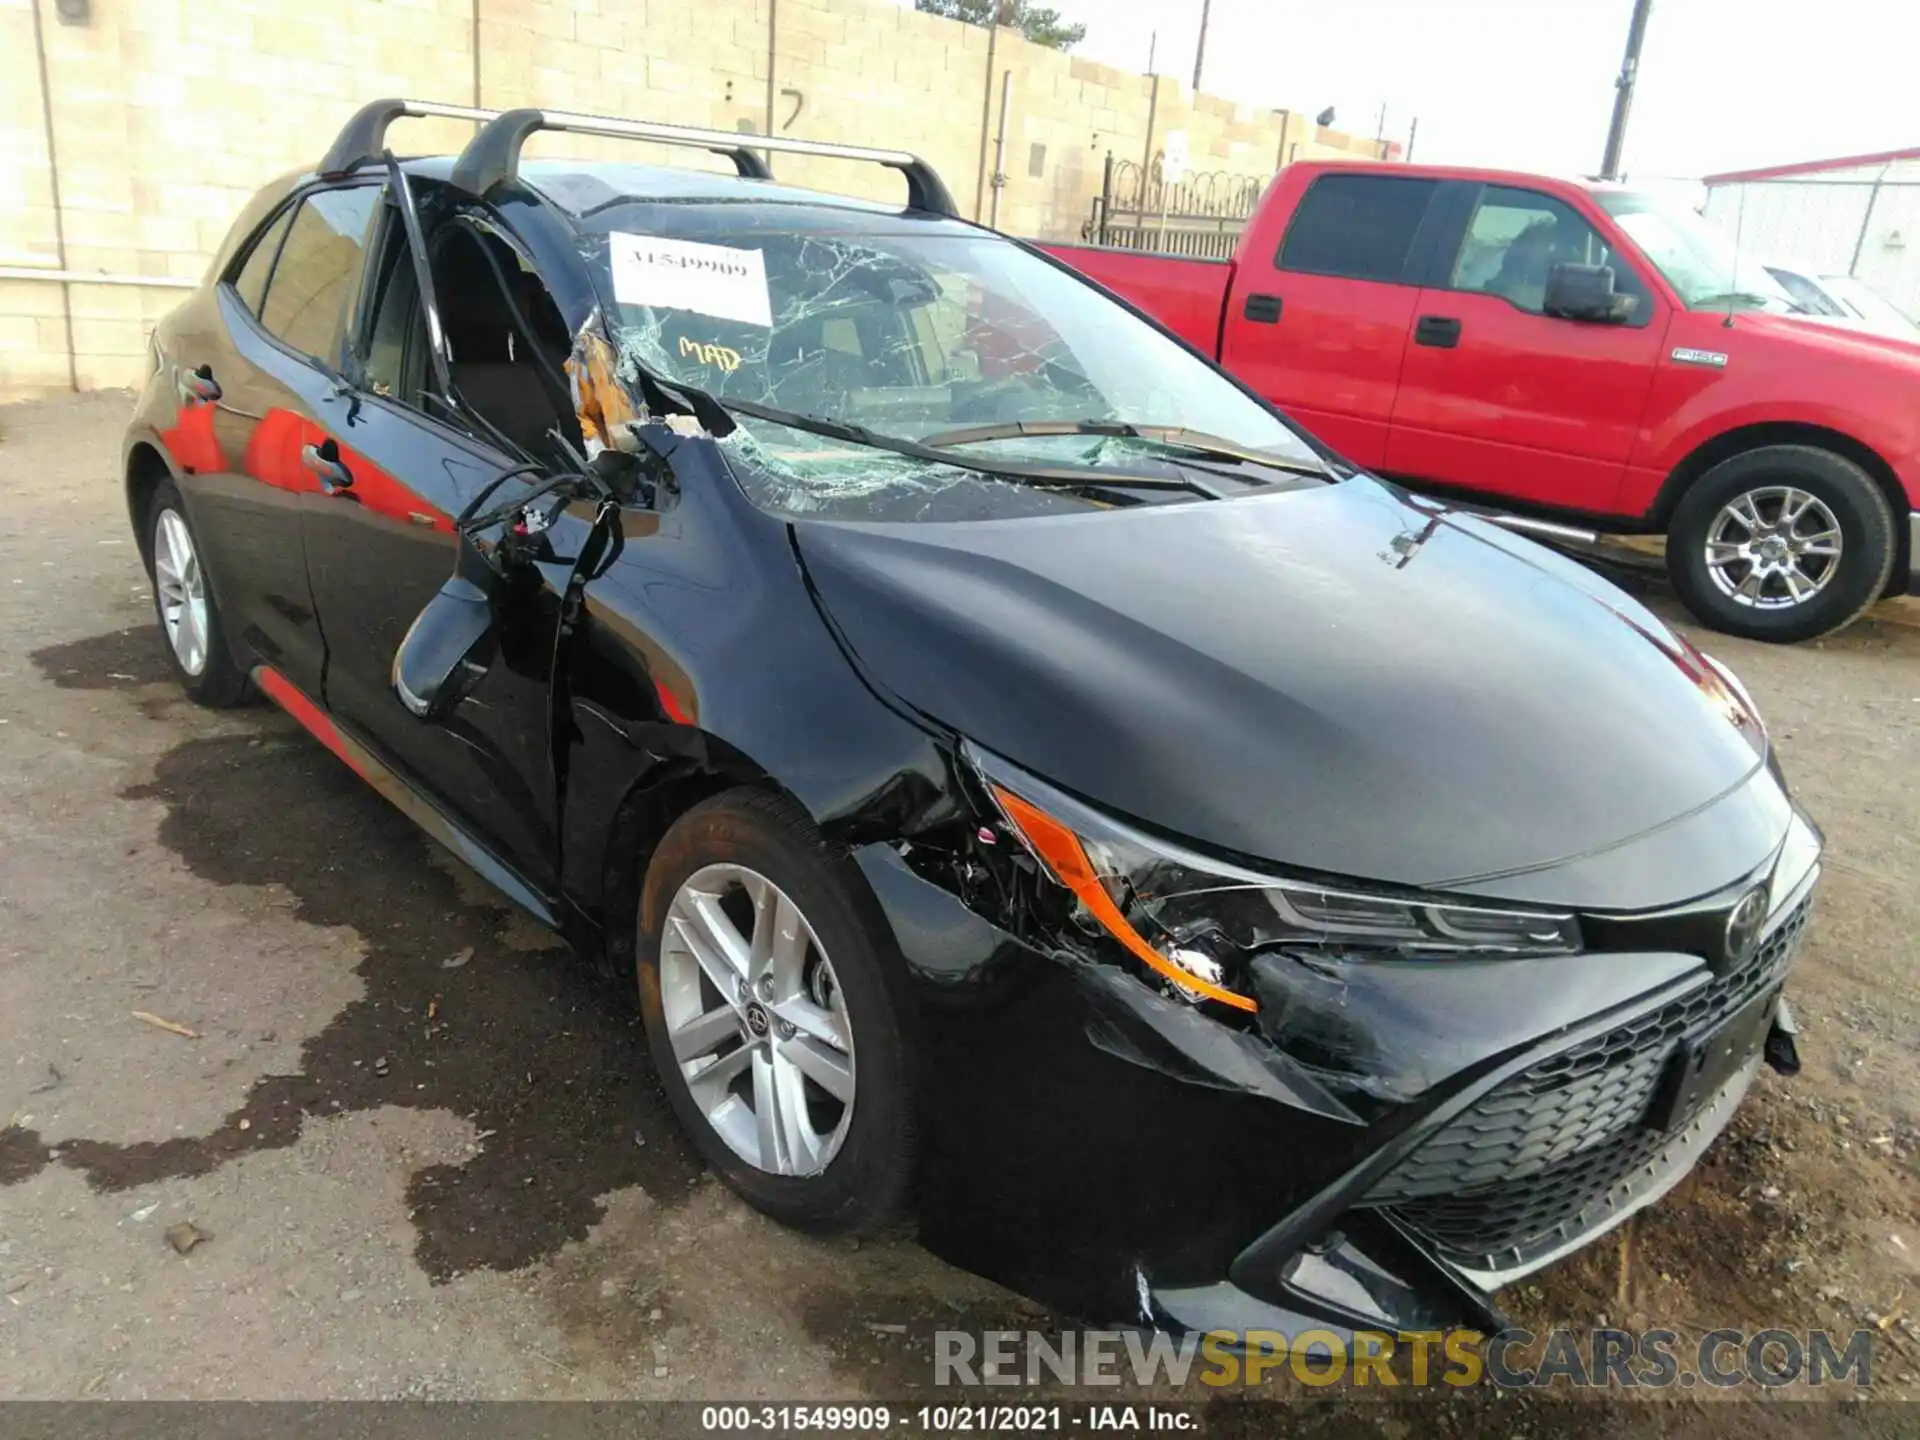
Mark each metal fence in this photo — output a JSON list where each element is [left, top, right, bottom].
[[1702, 167, 1920, 323], [1083, 156, 1267, 259]]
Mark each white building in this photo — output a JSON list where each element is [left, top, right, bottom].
[[1702, 146, 1920, 323]]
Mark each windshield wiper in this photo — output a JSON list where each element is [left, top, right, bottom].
[[716, 397, 1223, 500], [602, 355, 1222, 501], [1691, 291, 1780, 313], [919, 419, 1334, 479]]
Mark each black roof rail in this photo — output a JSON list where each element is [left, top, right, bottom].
[[320, 98, 501, 177], [449, 106, 960, 217]]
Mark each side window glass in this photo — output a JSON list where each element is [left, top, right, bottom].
[[360, 217, 423, 404], [257, 187, 380, 362], [1451, 186, 1649, 320], [1277, 175, 1438, 283], [230, 208, 293, 316]]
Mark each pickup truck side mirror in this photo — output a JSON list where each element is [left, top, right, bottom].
[[1544, 262, 1635, 324], [1543, 263, 1635, 326]]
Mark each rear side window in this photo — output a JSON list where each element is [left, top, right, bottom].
[[230, 208, 293, 316], [257, 187, 380, 362], [1278, 174, 1438, 284]]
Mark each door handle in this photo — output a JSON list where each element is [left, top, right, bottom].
[[177, 363, 221, 405], [301, 440, 354, 495], [1242, 292, 1282, 324], [1414, 315, 1462, 348]]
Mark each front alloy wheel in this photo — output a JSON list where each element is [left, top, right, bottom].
[[659, 863, 857, 1177], [637, 789, 913, 1234]]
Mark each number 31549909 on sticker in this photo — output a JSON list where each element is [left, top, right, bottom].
[[610, 232, 773, 327]]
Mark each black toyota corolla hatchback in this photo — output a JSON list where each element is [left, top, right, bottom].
[[125, 99, 1821, 1337]]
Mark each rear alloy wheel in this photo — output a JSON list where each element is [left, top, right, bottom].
[[1667, 445, 1896, 642], [637, 789, 913, 1234], [146, 480, 250, 706]]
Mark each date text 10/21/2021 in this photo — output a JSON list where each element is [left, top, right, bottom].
[[699, 1407, 1195, 1432]]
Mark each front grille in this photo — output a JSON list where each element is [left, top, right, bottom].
[[1368, 895, 1811, 1267]]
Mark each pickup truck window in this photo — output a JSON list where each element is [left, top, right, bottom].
[[580, 206, 1323, 520], [1276, 174, 1438, 284], [1450, 185, 1650, 323]]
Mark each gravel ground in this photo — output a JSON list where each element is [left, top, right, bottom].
[[0, 391, 1915, 1426]]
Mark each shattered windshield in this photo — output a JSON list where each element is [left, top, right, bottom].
[[570, 201, 1324, 520]]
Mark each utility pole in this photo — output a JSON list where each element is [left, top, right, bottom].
[[1600, 0, 1655, 180], [1192, 0, 1211, 91]]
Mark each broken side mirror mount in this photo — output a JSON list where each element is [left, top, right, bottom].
[[392, 526, 501, 721], [394, 467, 628, 722]]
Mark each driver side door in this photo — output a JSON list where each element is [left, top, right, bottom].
[[298, 174, 574, 891], [1384, 183, 1672, 513]]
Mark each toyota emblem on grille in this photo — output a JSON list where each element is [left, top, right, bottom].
[[1724, 886, 1769, 966]]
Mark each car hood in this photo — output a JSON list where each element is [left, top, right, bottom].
[[1740, 308, 1920, 362], [792, 477, 1775, 902]]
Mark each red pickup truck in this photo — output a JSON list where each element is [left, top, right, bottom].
[[1045, 161, 1920, 642]]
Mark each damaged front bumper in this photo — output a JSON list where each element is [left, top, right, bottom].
[[856, 825, 1818, 1340]]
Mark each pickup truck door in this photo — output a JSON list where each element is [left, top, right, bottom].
[[1218, 172, 1442, 468], [1384, 182, 1669, 513]]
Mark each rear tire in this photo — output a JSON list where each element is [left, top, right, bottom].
[[636, 788, 914, 1235], [1666, 445, 1895, 643], [146, 480, 250, 706]]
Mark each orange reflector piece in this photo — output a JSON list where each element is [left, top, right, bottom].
[[991, 785, 1257, 1013]]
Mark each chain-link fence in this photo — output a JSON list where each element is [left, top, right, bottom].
[[1703, 163, 1920, 323]]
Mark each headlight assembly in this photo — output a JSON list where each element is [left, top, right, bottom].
[[970, 747, 1580, 1014]]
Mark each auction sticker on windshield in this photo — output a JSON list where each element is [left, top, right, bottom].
[[610, 233, 773, 327]]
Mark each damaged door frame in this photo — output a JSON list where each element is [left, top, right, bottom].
[[322, 157, 616, 912]]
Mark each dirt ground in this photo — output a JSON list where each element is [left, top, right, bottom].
[[1, 391, 1916, 1425]]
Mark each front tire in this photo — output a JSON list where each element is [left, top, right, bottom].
[[636, 788, 914, 1235], [1666, 445, 1895, 642], [146, 480, 250, 706]]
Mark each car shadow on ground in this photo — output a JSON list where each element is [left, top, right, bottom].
[[8, 627, 705, 1281]]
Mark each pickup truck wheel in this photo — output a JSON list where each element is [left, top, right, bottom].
[[635, 789, 914, 1236], [1666, 445, 1895, 643]]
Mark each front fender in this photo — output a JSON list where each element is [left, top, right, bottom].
[[555, 433, 958, 921]]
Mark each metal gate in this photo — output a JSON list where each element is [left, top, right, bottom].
[[1083, 156, 1266, 259]]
